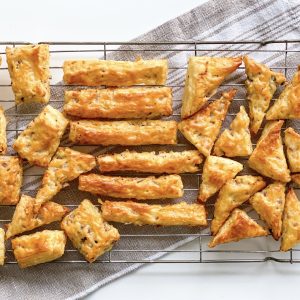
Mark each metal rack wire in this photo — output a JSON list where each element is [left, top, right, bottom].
[[1, 40, 300, 265]]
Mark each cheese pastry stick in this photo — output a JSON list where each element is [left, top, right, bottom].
[[12, 230, 66, 268], [97, 150, 203, 174], [64, 87, 172, 119], [6, 44, 50, 104], [79, 174, 183, 200], [63, 58, 168, 86], [0, 228, 4, 266], [101, 200, 207, 226], [0, 106, 7, 154], [69, 119, 177, 145]]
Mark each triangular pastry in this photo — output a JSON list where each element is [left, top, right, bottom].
[[35, 147, 96, 211], [284, 127, 300, 173], [281, 188, 300, 251], [244, 56, 285, 134], [198, 156, 243, 202], [249, 182, 285, 240], [181, 56, 241, 118], [248, 120, 291, 182], [211, 175, 266, 235], [6, 194, 68, 239], [178, 90, 234, 157], [213, 106, 253, 157], [292, 174, 300, 186], [266, 67, 300, 120], [209, 209, 268, 248]]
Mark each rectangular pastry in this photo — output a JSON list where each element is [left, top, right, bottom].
[[101, 201, 207, 226], [69, 119, 177, 146], [63, 87, 172, 119], [79, 174, 183, 200], [63, 58, 168, 86], [13, 105, 69, 167], [61, 199, 120, 262], [12, 230, 66, 268], [0, 228, 4, 265], [0, 156, 22, 205], [0, 106, 7, 154], [6, 44, 50, 104], [97, 150, 203, 174]]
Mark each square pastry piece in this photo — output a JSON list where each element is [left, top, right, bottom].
[[12, 230, 66, 268], [13, 105, 68, 167], [61, 199, 120, 262], [0, 156, 22, 205], [6, 44, 50, 104]]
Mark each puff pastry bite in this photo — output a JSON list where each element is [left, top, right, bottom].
[[13, 105, 68, 167], [213, 106, 253, 157], [198, 156, 243, 202], [249, 182, 285, 240], [284, 127, 300, 173], [209, 209, 268, 248], [101, 200, 207, 226], [97, 150, 203, 174], [63, 58, 168, 86], [69, 119, 177, 146], [248, 120, 291, 182], [6, 195, 69, 239], [79, 174, 183, 200], [61, 199, 120, 263], [178, 90, 234, 157], [181, 56, 241, 118], [35, 147, 96, 211], [0, 106, 7, 154], [244, 56, 285, 134], [64, 87, 172, 119], [211, 175, 266, 235], [292, 174, 300, 186], [12, 230, 66, 268], [0, 228, 4, 266], [0, 156, 22, 205], [281, 188, 300, 251], [6, 44, 50, 104], [266, 67, 300, 120]]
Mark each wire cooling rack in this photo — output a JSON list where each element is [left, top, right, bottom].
[[0, 40, 300, 265]]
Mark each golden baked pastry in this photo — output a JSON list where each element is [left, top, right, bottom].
[[79, 174, 183, 200], [69, 119, 177, 146], [0, 106, 7, 154], [101, 200, 207, 226], [97, 150, 203, 174], [209, 209, 268, 248], [284, 127, 300, 173], [35, 147, 96, 211], [213, 106, 253, 157], [292, 174, 300, 185], [198, 156, 243, 202], [6, 44, 50, 104], [244, 56, 286, 134], [281, 188, 300, 251], [0, 156, 22, 205], [249, 182, 285, 240], [248, 120, 291, 182], [181, 56, 241, 118], [0, 228, 5, 266], [64, 87, 172, 119], [178, 90, 234, 157], [211, 175, 266, 235], [63, 58, 168, 86], [6, 194, 69, 239], [266, 67, 300, 120], [61, 199, 120, 263], [12, 230, 66, 268], [13, 105, 69, 167]]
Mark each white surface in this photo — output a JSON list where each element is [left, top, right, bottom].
[[2, 1, 299, 300]]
